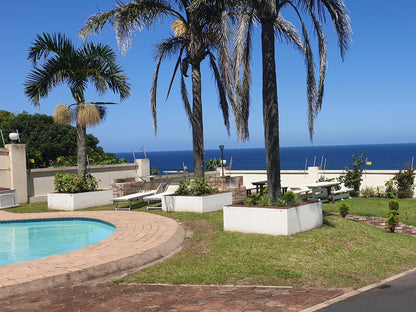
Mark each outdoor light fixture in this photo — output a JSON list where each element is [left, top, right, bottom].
[[9, 129, 20, 143], [219, 145, 225, 177]]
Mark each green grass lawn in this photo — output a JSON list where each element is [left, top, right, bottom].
[[323, 198, 416, 226], [3, 198, 416, 289]]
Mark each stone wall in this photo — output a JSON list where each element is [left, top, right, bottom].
[[111, 177, 144, 198], [207, 176, 246, 202]]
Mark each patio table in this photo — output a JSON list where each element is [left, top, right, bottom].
[[306, 181, 339, 204]]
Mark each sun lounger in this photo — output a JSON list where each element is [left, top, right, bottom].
[[144, 185, 179, 210], [113, 182, 167, 210]]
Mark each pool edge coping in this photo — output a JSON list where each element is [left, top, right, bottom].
[[0, 211, 185, 299]]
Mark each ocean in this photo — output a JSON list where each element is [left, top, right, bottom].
[[115, 143, 416, 172]]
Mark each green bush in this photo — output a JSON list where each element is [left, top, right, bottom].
[[384, 180, 398, 199], [386, 199, 400, 233], [338, 202, 351, 218], [176, 178, 218, 196], [394, 164, 415, 198], [338, 152, 366, 197], [54, 172, 98, 193], [360, 186, 375, 198], [282, 191, 297, 206], [150, 168, 160, 175], [259, 194, 271, 206], [205, 158, 221, 171], [389, 199, 400, 211]]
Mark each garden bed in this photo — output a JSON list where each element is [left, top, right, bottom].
[[47, 189, 113, 210], [223, 200, 323, 236]]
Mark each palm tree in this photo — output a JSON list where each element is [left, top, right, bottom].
[[232, 0, 352, 201], [25, 32, 131, 175], [79, 0, 236, 178]]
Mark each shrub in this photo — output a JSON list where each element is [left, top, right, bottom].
[[338, 152, 366, 197], [150, 168, 160, 175], [176, 178, 218, 196], [205, 158, 221, 171], [282, 191, 298, 206], [54, 172, 98, 193], [384, 180, 398, 199], [389, 199, 400, 211], [360, 186, 376, 198], [338, 202, 351, 218], [259, 194, 271, 206], [386, 199, 400, 233], [393, 164, 415, 198]]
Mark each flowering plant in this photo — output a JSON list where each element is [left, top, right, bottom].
[[54, 172, 98, 193]]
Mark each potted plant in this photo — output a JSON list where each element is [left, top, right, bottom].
[[48, 172, 112, 210], [223, 190, 323, 236], [163, 178, 232, 213]]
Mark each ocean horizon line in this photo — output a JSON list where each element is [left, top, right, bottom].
[[115, 143, 416, 172], [112, 142, 416, 154]]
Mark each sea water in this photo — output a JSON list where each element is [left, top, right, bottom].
[[116, 143, 416, 172]]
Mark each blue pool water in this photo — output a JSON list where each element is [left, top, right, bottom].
[[0, 218, 115, 265]]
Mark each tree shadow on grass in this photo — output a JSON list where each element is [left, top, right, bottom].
[[323, 211, 336, 227]]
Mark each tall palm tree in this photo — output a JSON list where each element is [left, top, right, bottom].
[[25, 32, 131, 175], [232, 0, 352, 201], [79, 0, 236, 178]]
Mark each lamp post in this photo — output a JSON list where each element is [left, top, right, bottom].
[[219, 145, 224, 177]]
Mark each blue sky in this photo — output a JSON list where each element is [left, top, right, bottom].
[[1, 1, 415, 153]]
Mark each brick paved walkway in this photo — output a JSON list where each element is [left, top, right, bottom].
[[0, 284, 344, 312]]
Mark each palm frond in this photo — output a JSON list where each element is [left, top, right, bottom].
[[274, 14, 304, 52], [166, 47, 185, 100], [28, 33, 75, 65], [180, 74, 193, 125], [150, 50, 164, 134], [208, 52, 230, 135], [320, 0, 352, 60]]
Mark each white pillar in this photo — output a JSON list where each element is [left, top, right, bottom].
[[306, 166, 320, 184], [135, 158, 150, 177], [7, 144, 28, 203]]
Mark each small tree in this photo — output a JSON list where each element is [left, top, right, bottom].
[[386, 199, 400, 233], [339, 152, 367, 197], [338, 202, 351, 218], [393, 164, 415, 198]]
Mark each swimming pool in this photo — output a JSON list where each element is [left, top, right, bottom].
[[0, 218, 115, 265]]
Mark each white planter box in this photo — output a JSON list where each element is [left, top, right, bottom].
[[163, 192, 233, 213], [223, 201, 323, 236], [48, 189, 113, 210]]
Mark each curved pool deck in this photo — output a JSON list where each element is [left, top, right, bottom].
[[0, 210, 185, 299]]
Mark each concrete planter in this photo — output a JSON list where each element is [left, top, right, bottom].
[[223, 200, 323, 236], [163, 192, 233, 213], [47, 189, 113, 210]]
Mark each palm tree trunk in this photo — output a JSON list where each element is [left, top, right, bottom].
[[76, 122, 88, 175], [261, 20, 281, 201], [191, 63, 205, 178]]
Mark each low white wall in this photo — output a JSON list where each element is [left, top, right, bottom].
[[230, 167, 405, 196], [28, 163, 138, 203]]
